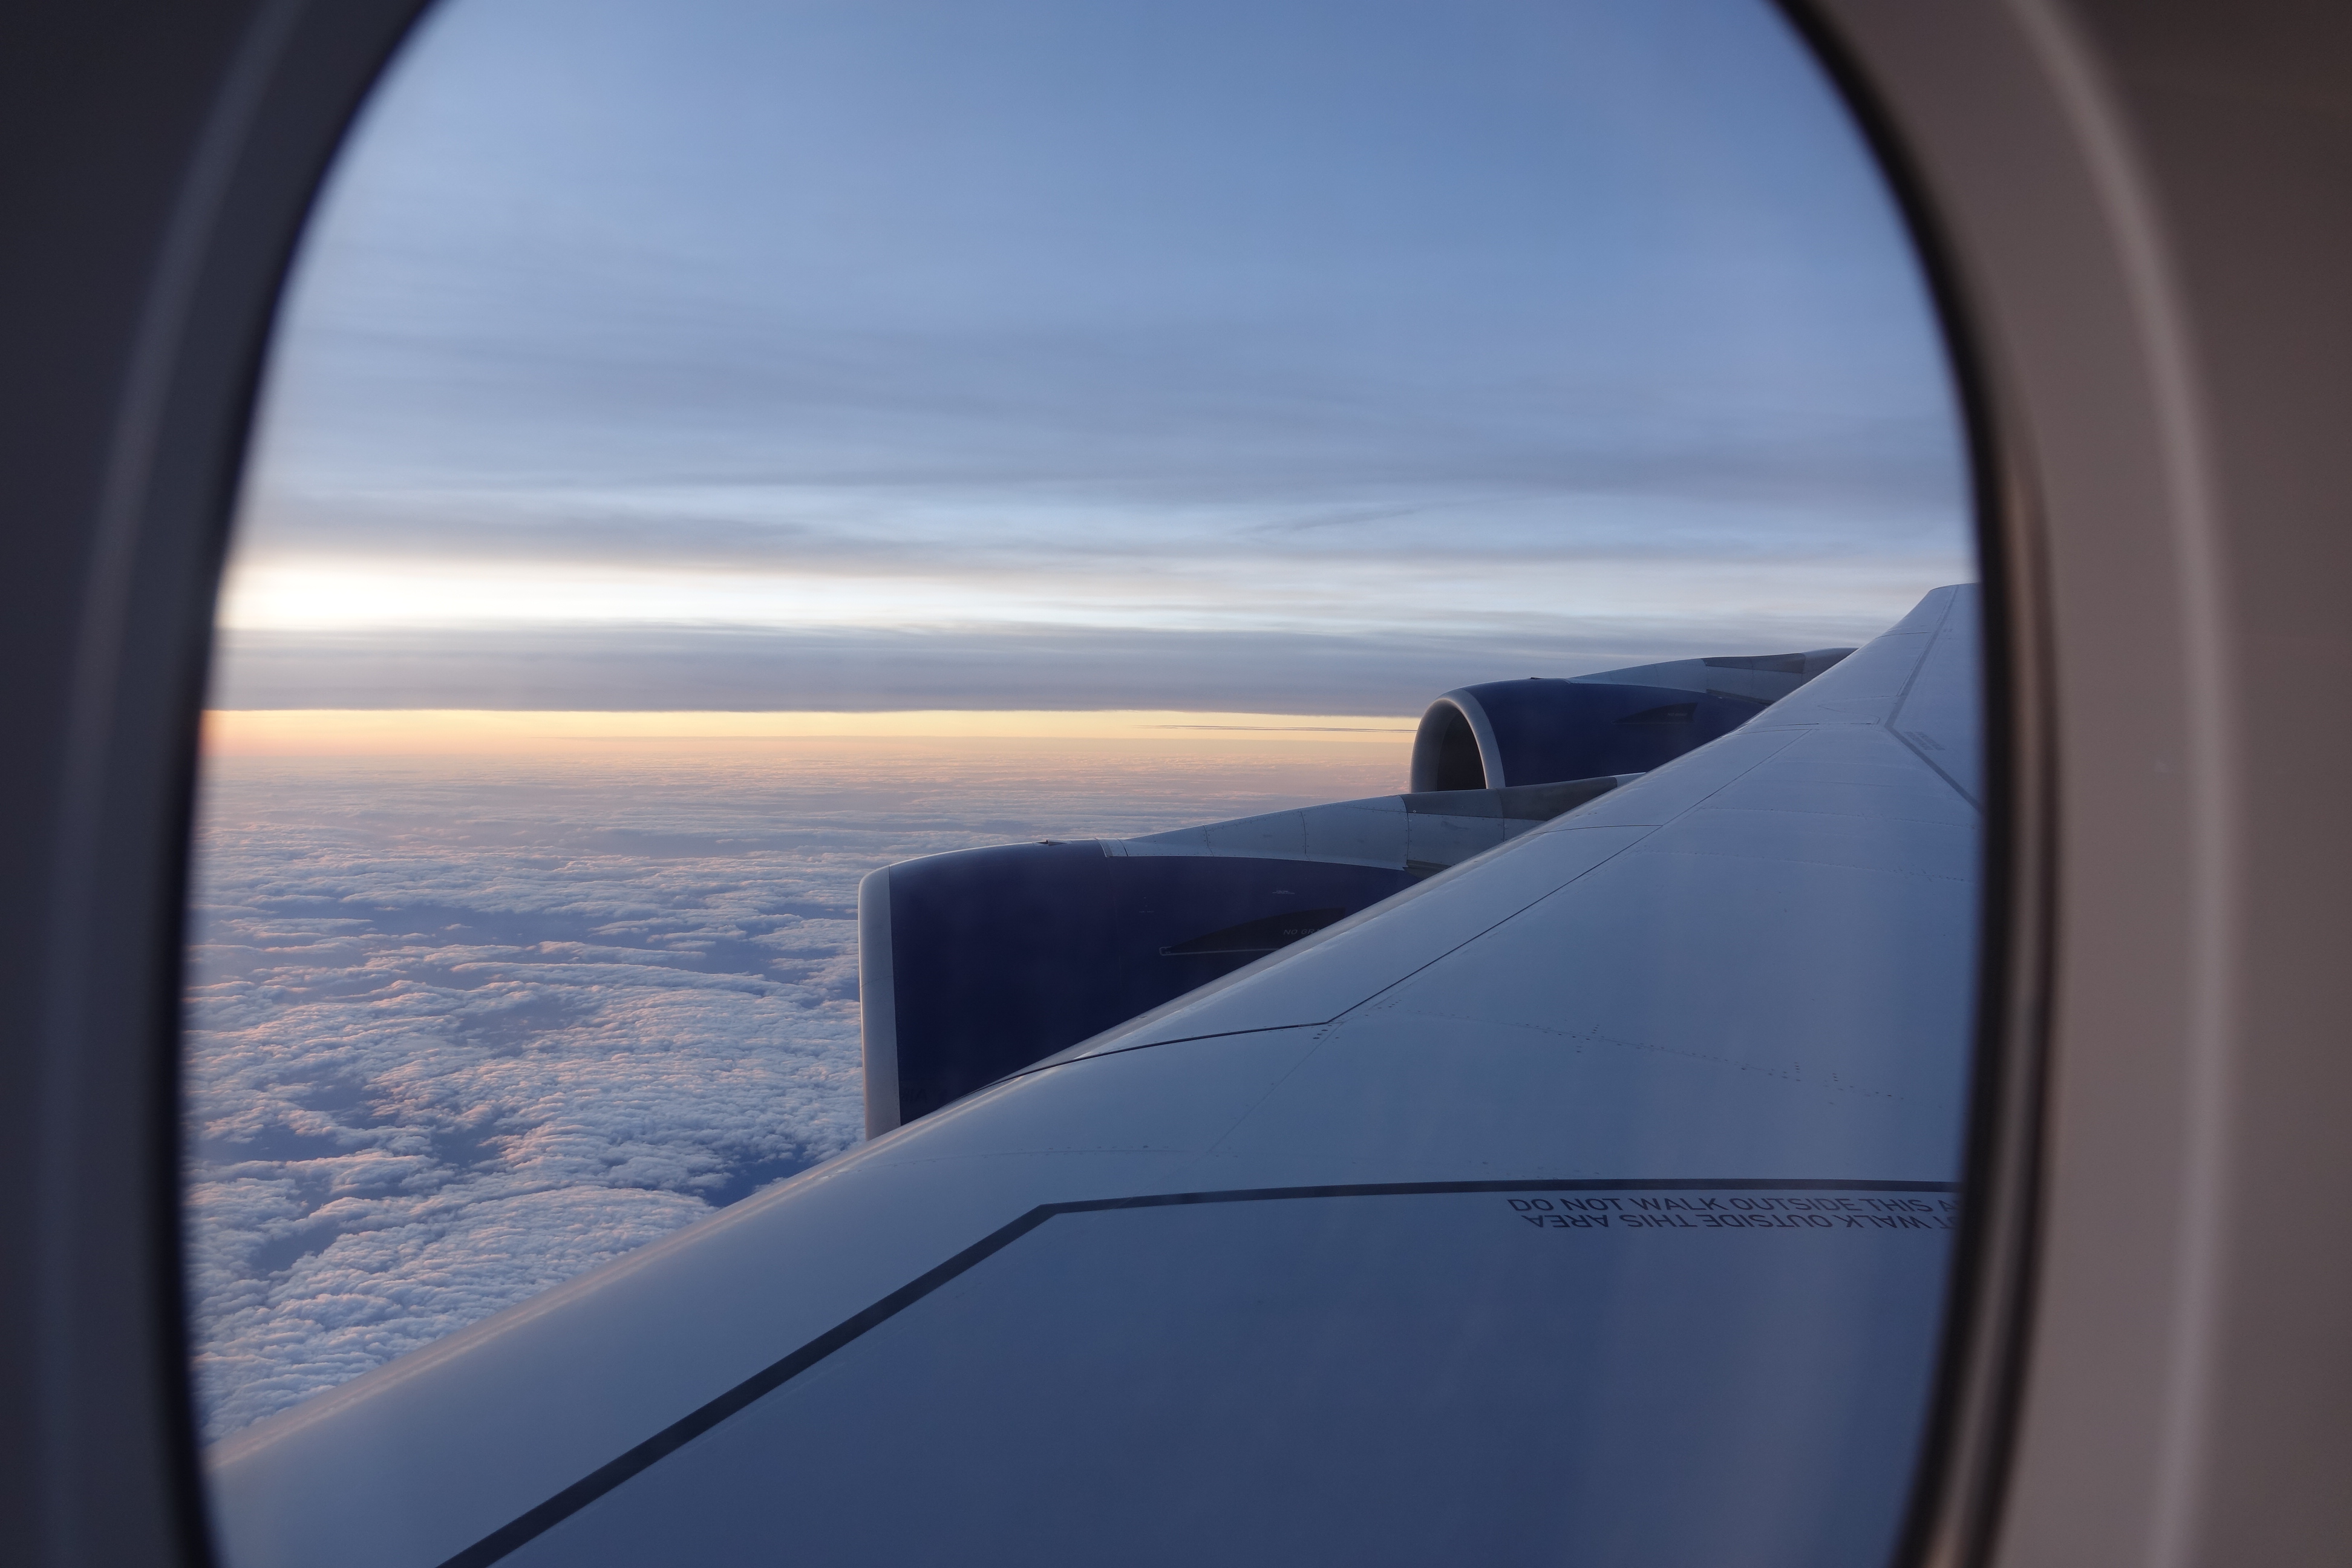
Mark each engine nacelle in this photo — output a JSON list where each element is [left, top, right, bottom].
[[1408, 650, 1853, 791], [1410, 681, 1753, 791], [858, 775, 1634, 1134], [864, 647, 1853, 1133], [861, 843, 1415, 1133]]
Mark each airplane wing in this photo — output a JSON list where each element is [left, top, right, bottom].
[[205, 586, 1981, 1568]]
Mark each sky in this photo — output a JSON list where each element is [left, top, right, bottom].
[[213, 0, 1973, 721], [188, 0, 1976, 1440]]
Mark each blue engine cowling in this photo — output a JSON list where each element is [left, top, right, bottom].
[[1411, 680, 1760, 791], [862, 844, 1416, 1131]]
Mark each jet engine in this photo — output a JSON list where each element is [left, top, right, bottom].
[[862, 645, 1854, 1133], [1408, 649, 1854, 792]]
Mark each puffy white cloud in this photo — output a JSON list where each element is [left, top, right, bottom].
[[184, 745, 1395, 1440]]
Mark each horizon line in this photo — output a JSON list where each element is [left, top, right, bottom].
[[201, 708, 1423, 757]]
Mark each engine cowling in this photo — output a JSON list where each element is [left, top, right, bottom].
[[1408, 648, 1853, 791], [1408, 680, 1755, 791], [861, 843, 1415, 1131], [858, 776, 1635, 1132]]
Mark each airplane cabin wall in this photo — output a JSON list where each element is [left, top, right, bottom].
[[1804, 2, 2352, 1564], [1, 1, 2347, 1565]]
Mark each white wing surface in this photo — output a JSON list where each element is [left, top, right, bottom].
[[207, 586, 1983, 1568]]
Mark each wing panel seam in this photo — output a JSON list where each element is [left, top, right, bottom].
[[436, 1177, 1962, 1567]]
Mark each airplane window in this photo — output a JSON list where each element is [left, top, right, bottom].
[[188, 1, 1982, 1564]]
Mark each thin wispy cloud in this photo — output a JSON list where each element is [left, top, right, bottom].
[[220, 0, 1972, 708], [211, 617, 1910, 714]]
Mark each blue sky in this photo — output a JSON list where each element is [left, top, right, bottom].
[[217, 0, 1973, 714]]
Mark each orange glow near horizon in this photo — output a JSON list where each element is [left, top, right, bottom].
[[200, 708, 1420, 758]]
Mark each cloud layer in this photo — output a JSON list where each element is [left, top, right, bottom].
[[183, 743, 1405, 1440]]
